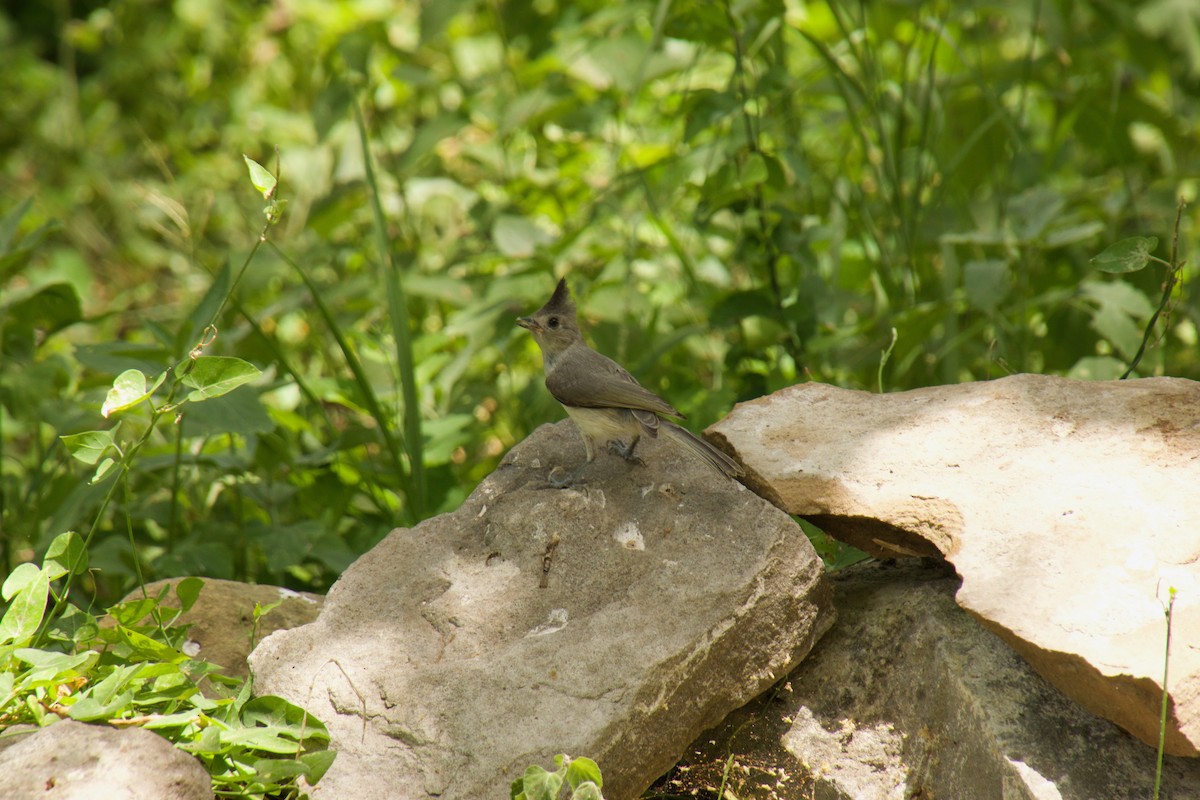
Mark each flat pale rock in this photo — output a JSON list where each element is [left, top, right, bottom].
[[711, 374, 1200, 756], [656, 561, 1200, 800], [0, 719, 211, 800], [249, 419, 833, 800]]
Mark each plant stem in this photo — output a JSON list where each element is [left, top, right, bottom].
[[1122, 199, 1186, 379], [33, 230, 266, 646], [1154, 586, 1176, 800]]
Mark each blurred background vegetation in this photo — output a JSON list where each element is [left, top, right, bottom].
[[2, 0, 1196, 606]]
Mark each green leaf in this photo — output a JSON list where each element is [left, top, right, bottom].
[[572, 783, 604, 800], [175, 577, 205, 614], [710, 289, 779, 326], [397, 113, 467, 173], [102, 368, 166, 417], [1136, 0, 1200, 77], [1044, 220, 1105, 248], [0, 671, 15, 708], [106, 596, 160, 627], [14, 648, 97, 682], [298, 749, 337, 783], [116, 626, 186, 663], [42, 531, 86, 581], [142, 708, 206, 729], [493, 215, 554, 257], [224, 670, 254, 722], [220, 726, 304, 754], [177, 356, 262, 402], [313, 81, 354, 139], [46, 605, 99, 646], [1, 282, 82, 335], [1082, 280, 1156, 318], [91, 458, 118, 484], [500, 87, 563, 132], [177, 386, 273, 435], [423, 413, 474, 466], [0, 196, 34, 254], [0, 566, 48, 647], [0, 196, 59, 283], [1090, 305, 1143, 360], [1067, 355, 1127, 380], [664, 2, 727, 44], [250, 758, 310, 783], [568, 34, 650, 92], [2, 563, 42, 601], [253, 599, 283, 623], [243, 155, 277, 198], [740, 153, 769, 188], [1082, 277, 1156, 361], [963, 260, 1010, 313], [683, 89, 738, 142], [84, 663, 144, 703], [565, 756, 603, 789], [184, 725, 224, 755], [59, 429, 116, 466], [241, 695, 330, 743], [1091, 236, 1158, 273], [73, 342, 170, 375], [1008, 186, 1065, 242], [248, 521, 325, 574], [228, 751, 317, 788], [67, 690, 135, 722], [517, 766, 562, 800]]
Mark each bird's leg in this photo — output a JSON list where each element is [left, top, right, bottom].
[[547, 462, 588, 489], [547, 434, 596, 489], [608, 436, 645, 466]]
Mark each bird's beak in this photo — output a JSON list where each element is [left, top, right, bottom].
[[517, 317, 540, 332]]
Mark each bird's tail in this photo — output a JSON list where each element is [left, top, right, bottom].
[[662, 421, 745, 479]]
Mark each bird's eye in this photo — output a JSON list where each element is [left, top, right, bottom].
[[547, 317, 559, 329]]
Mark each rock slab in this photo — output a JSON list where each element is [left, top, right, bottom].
[[711, 374, 1200, 756], [657, 560, 1200, 800], [0, 719, 211, 800], [249, 419, 834, 800]]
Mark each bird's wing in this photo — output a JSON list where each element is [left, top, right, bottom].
[[546, 346, 682, 418]]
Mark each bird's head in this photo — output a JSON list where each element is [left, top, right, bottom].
[[517, 278, 581, 360]]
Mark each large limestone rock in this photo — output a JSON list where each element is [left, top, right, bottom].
[[249, 419, 834, 800], [655, 560, 1200, 800], [711, 374, 1200, 756], [0, 719, 211, 800]]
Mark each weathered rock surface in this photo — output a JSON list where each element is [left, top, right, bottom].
[[249, 420, 834, 800], [123, 577, 323, 679], [711, 374, 1200, 756], [655, 560, 1200, 800], [0, 719, 211, 800]]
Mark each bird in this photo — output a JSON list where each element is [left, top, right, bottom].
[[517, 278, 744, 487]]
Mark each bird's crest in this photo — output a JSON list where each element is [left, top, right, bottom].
[[541, 278, 575, 316]]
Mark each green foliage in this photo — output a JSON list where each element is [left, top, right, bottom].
[[0, 7, 1196, 793], [512, 754, 605, 800], [1, 0, 1198, 605], [1092, 237, 1162, 275], [0, 544, 334, 798]]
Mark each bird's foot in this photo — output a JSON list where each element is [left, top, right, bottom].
[[608, 440, 645, 466], [545, 465, 587, 489]]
